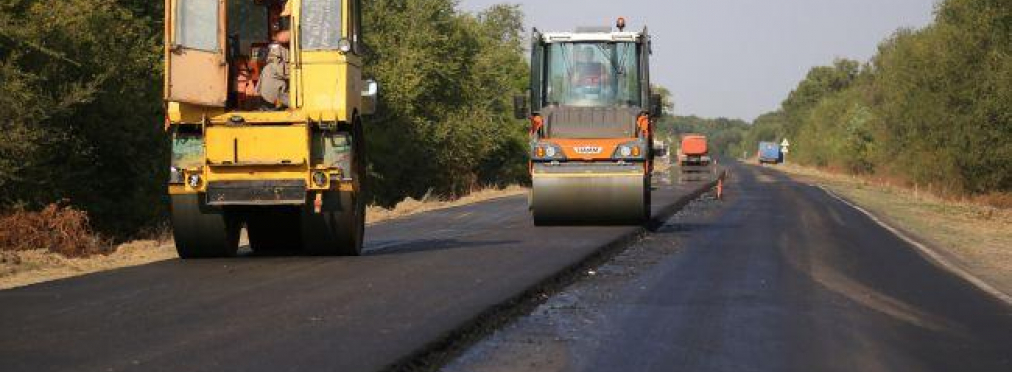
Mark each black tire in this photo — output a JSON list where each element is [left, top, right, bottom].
[[246, 208, 302, 255], [171, 194, 241, 259]]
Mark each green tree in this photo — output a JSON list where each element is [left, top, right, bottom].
[[651, 84, 676, 115], [738, 0, 1010, 195], [362, 0, 529, 205], [0, 0, 166, 235]]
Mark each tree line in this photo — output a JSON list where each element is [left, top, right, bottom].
[[0, 0, 530, 238], [736, 0, 1010, 196], [656, 115, 750, 158]]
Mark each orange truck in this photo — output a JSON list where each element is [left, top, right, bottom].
[[678, 134, 711, 168], [514, 20, 662, 225]]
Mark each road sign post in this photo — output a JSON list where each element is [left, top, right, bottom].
[[780, 139, 791, 164]]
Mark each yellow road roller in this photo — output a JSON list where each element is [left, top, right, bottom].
[[164, 0, 377, 257], [514, 19, 663, 225]]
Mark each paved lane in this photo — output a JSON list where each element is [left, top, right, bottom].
[[447, 162, 1012, 372], [0, 170, 717, 372]]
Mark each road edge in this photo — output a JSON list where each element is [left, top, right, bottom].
[[816, 185, 1012, 307], [383, 172, 725, 372]]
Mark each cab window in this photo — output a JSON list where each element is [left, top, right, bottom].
[[226, 0, 268, 58], [176, 0, 221, 51], [301, 0, 343, 50]]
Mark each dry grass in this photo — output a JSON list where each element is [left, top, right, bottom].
[[773, 164, 1012, 293], [366, 185, 528, 224], [0, 203, 109, 258]]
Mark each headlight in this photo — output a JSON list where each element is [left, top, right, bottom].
[[533, 143, 565, 161], [614, 143, 643, 158], [187, 174, 202, 188], [338, 38, 352, 53], [312, 171, 328, 187]]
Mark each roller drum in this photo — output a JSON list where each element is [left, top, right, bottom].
[[171, 194, 241, 258], [531, 174, 649, 225]]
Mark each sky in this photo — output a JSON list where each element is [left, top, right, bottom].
[[458, 0, 937, 121]]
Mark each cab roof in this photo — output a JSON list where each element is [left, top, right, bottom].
[[539, 30, 644, 43]]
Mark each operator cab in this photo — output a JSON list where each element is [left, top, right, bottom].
[[515, 19, 662, 140], [227, 0, 288, 110], [167, 0, 368, 113]]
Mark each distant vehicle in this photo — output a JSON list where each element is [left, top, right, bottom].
[[758, 142, 782, 164], [654, 139, 671, 159], [678, 134, 711, 168]]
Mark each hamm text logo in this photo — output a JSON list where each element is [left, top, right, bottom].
[[573, 146, 603, 155]]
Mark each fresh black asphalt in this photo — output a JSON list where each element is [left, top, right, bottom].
[[0, 169, 715, 372]]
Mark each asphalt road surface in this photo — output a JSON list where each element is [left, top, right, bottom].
[[445, 162, 1012, 372], [0, 168, 717, 372]]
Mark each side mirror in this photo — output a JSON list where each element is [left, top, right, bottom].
[[649, 94, 663, 117], [513, 94, 529, 120], [361, 79, 379, 116]]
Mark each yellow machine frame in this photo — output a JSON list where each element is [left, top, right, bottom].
[[165, 0, 371, 197], [164, 0, 376, 258]]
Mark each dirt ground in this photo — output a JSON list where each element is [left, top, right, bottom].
[[0, 186, 528, 290], [0, 240, 177, 290], [771, 163, 1012, 296], [366, 185, 527, 224]]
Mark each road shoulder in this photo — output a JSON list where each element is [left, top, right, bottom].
[[769, 164, 1012, 303]]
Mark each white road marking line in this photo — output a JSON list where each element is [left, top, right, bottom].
[[815, 184, 1012, 307]]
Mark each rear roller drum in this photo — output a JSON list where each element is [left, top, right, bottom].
[[335, 189, 366, 255], [171, 194, 241, 259], [302, 117, 366, 256], [301, 191, 364, 256], [246, 209, 303, 255]]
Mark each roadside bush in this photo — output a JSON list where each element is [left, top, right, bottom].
[[0, 202, 109, 258]]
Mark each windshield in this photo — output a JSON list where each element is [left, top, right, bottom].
[[301, 0, 343, 50], [543, 42, 641, 108]]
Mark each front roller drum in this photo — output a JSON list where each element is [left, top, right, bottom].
[[171, 194, 241, 259], [531, 175, 650, 225]]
